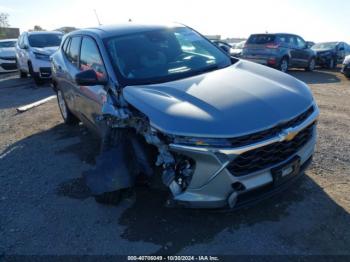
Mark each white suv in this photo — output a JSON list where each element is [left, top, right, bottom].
[[15, 31, 63, 85]]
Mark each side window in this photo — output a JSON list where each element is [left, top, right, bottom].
[[296, 37, 306, 49], [62, 37, 70, 53], [67, 36, 81, 67], [79, 37, 107, 80], [18, 35, 23, 48]]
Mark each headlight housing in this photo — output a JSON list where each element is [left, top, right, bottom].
[[34, 52, 50, 61]]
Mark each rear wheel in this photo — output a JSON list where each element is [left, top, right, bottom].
[[57, 89, 79, 125], [19, 70, 27, 78], [279, 57, 289, 73], [305, 58, 315, 71]]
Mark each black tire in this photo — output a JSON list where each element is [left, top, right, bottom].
[[305, 58, 316, 72], [28, 62, 44, 86], [56, 89, 79, 125], [16, 60, 27, 78], [19, 70, 27, 78], [279, 57, 289, 73], [94, 190, 122, 205]]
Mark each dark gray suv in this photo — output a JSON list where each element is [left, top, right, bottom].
[[242, 33, 316, 72], [50, 24, 318, 209]]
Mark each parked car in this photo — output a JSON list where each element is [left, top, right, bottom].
[[15, 31, 63, 84], [241, 33, 316, 72], [312, 42, 350, 69], [341, 55, 350, 78], [230, 40, 245, 58], [51, 24, 318, 209], [211, 40, 232, 54], [0, 39, 17, 73]]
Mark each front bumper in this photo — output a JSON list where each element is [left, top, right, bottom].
[[168, 106, 319, 209], [31, 58, 52, 78], [0, 57, 17, 72], [316, 54, 332, 66]]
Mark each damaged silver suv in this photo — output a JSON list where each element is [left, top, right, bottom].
[[51, 23, 319, 209]]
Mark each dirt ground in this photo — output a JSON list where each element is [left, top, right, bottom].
[[0, 69, 349, 256]]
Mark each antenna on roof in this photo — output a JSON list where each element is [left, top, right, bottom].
[[94, 9, 102, 26]]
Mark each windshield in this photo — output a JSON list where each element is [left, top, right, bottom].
[[312, 42, 337, 50], [28, 34, 62, 48], [105, 27, 232, 85], [0, 41, 16, 48]]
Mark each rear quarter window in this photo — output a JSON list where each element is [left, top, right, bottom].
[[67, 36, 81, 66]]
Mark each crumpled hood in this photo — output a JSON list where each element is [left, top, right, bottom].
[[32, 46, 59, 55], [0, 47, 16, 58], [124, 60, 315, 137]]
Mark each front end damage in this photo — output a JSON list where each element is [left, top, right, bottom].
[[84, 87, 318, 209], [84, 88, 198, 207]]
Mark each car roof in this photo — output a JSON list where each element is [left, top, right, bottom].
[[26, 31, 63, 36], [249, 33, 301, 37], [68, 23, 184, 39], [0, 38, 17, 42]]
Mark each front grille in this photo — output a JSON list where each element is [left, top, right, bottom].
[[228, 106, 314, 147], [1, 63, 17, 70], [227, 123, 315, 177], [0, 56, 16, 61]]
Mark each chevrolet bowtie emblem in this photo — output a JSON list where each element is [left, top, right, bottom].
[[281, 128, 299, 142]]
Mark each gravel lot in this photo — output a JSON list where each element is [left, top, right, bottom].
[[0, 69, 349, 256]]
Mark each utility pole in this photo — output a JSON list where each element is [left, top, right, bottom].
[[94, 9, 102, 26]]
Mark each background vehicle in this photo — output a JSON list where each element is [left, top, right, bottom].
[[230, 40, 245, 58], [211, 40, 233, 54], [15, 31, 63, 84], [341, 55, 350, 78], [0, 39, 17, 73], [312, 42, 350, 69], [241, 33, 316, 72], [51, 24, 318, 209]]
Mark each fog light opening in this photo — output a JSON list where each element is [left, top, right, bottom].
[[232, 182, 246, 192]]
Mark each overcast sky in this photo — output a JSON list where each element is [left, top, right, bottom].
[[1, 0, 349, 43]]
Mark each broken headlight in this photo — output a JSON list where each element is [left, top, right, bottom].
[[172, 136, 231, 147]]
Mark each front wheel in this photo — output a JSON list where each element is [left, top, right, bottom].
[[57, 89, 79, 125], [327, 58, 336, 69], [305, 58, 315, 72], [279, 57, 289, 73]]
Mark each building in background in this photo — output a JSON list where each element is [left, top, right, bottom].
[[0, 27, 20, 39]]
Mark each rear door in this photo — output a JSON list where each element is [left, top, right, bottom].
[[62, 36, 82, 115], [295, 36, 309, 66], [77, 36, 108, 132], [290, 36, 307, 67]]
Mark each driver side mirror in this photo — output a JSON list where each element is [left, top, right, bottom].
[[75, 69, 107, 86]]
